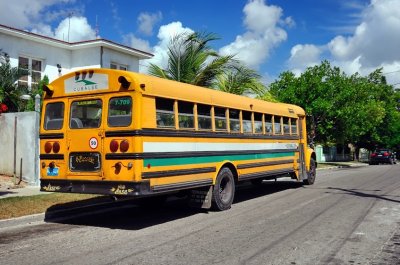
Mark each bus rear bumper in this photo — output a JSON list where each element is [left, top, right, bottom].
[[40, 179, 151, 196]]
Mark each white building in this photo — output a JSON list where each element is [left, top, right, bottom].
[[0, 23, 153, 89]]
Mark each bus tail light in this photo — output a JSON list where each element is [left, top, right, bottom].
[[120, 140, 129, 152], [44, 142, 53, 153], [110, 140, 119, 152], [53, 141, 60, 153]]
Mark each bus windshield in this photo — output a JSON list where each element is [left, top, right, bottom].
[[70, 99, 102, 129]]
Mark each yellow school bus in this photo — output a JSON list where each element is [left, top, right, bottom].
[[39, 68, 316, 210]]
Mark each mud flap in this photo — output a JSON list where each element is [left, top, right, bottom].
[[188, 186, 213, 209]]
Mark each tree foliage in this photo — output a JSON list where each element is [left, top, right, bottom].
[[269, 60, 399, 150], [148, 32, 233, 87], [0, 52, 29, 112], [147, 32, 269, 97]]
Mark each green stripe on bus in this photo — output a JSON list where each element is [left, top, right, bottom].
[[143, 152, 295, 167]]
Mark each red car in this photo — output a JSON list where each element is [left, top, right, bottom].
[[369, 149, 397, 165]]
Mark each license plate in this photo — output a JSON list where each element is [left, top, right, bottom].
[[70, 152, 101, 171]]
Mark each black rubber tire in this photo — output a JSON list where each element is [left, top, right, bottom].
[[303, 158, 316, 185], [212, 167, 235, 211]]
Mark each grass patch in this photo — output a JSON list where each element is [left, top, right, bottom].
[[0, 193, 99, 220]]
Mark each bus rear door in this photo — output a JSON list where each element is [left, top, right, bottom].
[[66, 98, 104, 181]]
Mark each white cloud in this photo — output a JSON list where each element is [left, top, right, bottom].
[[122, 34, 152, 53], [0, 0, 76, 29], [219, 0, 291, 69], [289, 0, 400, 85], [141, 21, 194, 73], [289, 44, 322, 70], [138, 11, 162, 36], [54, 16, 96, 42], [328, 0, 400, 82]]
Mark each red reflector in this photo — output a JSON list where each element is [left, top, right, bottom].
[[147, 164, 151, 169], [384, 152, 389, 156], [371, 153, 376, 157], [44, 142, 52, 153], [120, 140, 129, 153], [53, 141, 60, 153], [110, 140, 119, 153]]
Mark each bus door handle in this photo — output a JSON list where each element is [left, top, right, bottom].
[[67, 138, 71, 150]]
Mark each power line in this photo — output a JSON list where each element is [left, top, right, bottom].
[[382, 69, 400, 75]]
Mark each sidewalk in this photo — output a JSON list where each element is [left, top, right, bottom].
[[317, 161, 369, 169], [0, 175, 44, 199]]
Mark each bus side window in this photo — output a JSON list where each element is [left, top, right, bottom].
[[229, 109, 240, 133], [283, 117, 290, 135], [156, 98, 175, 128], [254, 113, 263, 134], [178, 101, 194, 129], [197, 104, 212, 130], [242, 111, 252, 134], [274, 116, 282, 135], [291, 118, 298, 135], [214, 107, 227, 131], [44, 102, 65, 130], [265, 114, 272, 135]]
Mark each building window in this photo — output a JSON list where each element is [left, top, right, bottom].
[[110, 63, 127, 70], [18, 56, 42, 90]]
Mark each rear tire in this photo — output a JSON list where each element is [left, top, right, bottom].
[[303, 158, 316, 185], [212, 167, 235, 211]]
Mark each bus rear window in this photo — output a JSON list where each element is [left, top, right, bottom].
[[70, 99, 102, 129], [108, 97, 132, 127], [44, 102, 64, 130]]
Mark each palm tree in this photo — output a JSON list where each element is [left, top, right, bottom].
[[213, 64, 267, 96], [0, 52, 29, 112], [148, 32, 234, 87], [147, 31, 276, 101]]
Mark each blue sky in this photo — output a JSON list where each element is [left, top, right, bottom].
[[1, 0, 400, 86]]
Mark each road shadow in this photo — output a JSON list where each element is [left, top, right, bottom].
[[45, 179, 304, 230], [0, 190, 17, 197], [326, 187, 400, 203]]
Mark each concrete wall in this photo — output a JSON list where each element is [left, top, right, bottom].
[[0, 112, 39, 186]]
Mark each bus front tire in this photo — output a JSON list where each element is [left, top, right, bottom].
[[303, 158, 316, 185], [212, 167, 235, 211]]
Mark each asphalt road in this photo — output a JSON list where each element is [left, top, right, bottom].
[[0, 164, 399, 265]]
